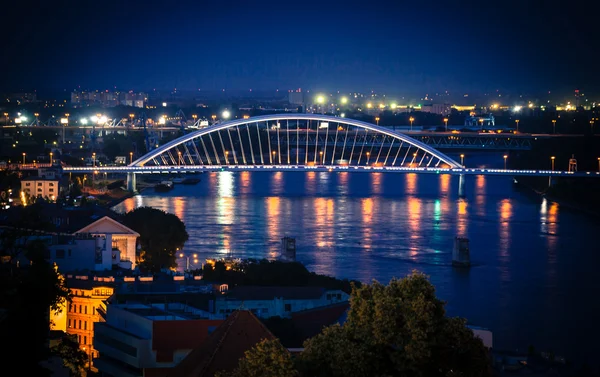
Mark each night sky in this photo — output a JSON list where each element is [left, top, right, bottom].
[[2, 0, 597, 96]]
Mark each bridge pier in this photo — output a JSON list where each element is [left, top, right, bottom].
[[126, 172, 137, 193], [458, 174, 466, 198]]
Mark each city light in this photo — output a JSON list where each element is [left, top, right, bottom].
[[316, 95, 325, 104], [222, 110, 231, 119], [340, 96, 348, 104], [390, 103, 397, 109], [99, 115, 108, 124], [80, 118, 88, 125], [158, 116, 166, 125], [513, 106, 522, 112], [90, 115, 99, 123], [366, 102, 373, 108], [60, 118, 68, 124]]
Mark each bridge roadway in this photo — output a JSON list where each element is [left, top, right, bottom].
[[62, 164, 600, 178]]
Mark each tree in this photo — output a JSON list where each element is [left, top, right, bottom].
[[299, 271, 491, 377], [0, 239, 71, 375], [218, 339, 298, 377], [51, 335, 88, 377], [123, 207, 189, 272]]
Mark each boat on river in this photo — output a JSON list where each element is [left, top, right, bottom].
[[154, 181, 174, 192]]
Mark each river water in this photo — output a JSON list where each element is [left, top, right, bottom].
[[113, 152, 600, 364]]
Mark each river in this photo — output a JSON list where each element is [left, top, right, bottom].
[[113, 152, 600, 364]]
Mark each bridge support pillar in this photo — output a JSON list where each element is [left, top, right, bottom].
[[126, 172, 137, 193], [458, 174, 466, 198]]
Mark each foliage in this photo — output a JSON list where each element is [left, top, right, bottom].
[[299, 271, 491, 377], [201, 259, 358, 293], [0, 239, 71, 375], [217, 339, 298, 377], [51, 335, 88, 377], [123, 206, 188, 272]]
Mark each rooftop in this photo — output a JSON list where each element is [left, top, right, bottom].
[[222, 286, 329, 301], [168, 310, 277, 377]]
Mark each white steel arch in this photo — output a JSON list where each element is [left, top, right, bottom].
[[131, 114, 462, 168]]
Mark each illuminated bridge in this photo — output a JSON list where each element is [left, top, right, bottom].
[[61, 114, 600, 194]]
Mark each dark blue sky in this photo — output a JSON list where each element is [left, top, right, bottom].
[[3, 0, 597, 96]]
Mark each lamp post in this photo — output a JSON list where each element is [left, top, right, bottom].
[[22, 152, 26, 164], [409, 117, 414, 131], [179, 253, 198, 272], [129, 113, 134, 125], [271, 150, 276, 164], [515, 119, 520, 133], [549, 156, 555, 187], [92, 152, 96, 168], [597, 157, 600, 172], [552, 119, 557, 134], [366, 151, 370, 165], [177, 151, 182, 166], [320, 150, 324, 165], [34, 113, 39, 126], [460, 154, 464, 167], [375, 117, 380, 126], [49, 152, 53, 165], [3, 112, 8, 126], [211, 114, 217, 124], [443, 118, 449, 131], [130, 152, 133, 164], [503, 154, 508, 170], [192, 114, 197, 126]]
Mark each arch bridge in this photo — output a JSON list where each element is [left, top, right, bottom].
[[132, 114, 462, 169]]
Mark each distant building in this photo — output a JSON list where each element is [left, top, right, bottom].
[[215, 286, 349, 319], [5, 92, 37, 104], [21, 177, 61, 200], [71, 90, 147, 108], [420, 103, 451, 115], [288, 89, 304, 105], [93, 302, 223, 377], [464, 114, 495, 127]]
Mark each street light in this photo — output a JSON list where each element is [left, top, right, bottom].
[[22, 152, 26, 164], [460, 154, 465, 166], [549, 156, 555, 187], [552, 119, 556, 134], [515, 119, 520, 132], [130, 152, 133, 164], [503, 154, 508, 170], [443, 118, 449, 131], [222, 110, 231, 119], [366, 151, 370, 165], [49, 152, 53, 165], [375, 117, 380, 126], [340, 96, 348, 105], [597, 157, 600, 172], [92, 152, 96, 168], [320, 150, 324, 164], [409, 117, 415, 131], [211, 114, 217, 123], [177, 151, 182, 166], [3, 112, 8, 126], [179, 253, 199, 271]]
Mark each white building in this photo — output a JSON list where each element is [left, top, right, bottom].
[[21, 177, 61, 200], [93, 302, 223, 377], [72, 216, 140, 271], [215, 286, 349, 319]]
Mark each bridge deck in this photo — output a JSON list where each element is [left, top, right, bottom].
[[62, 165, 600, 178]]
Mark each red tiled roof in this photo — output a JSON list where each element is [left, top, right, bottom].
[[153, 320, 224, 363], [167, 310, 276, 377]]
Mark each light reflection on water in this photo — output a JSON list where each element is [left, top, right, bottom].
[[113, 169, 600, 364]]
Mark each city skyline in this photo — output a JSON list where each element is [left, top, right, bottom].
[[2, 0, 598, 96]]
